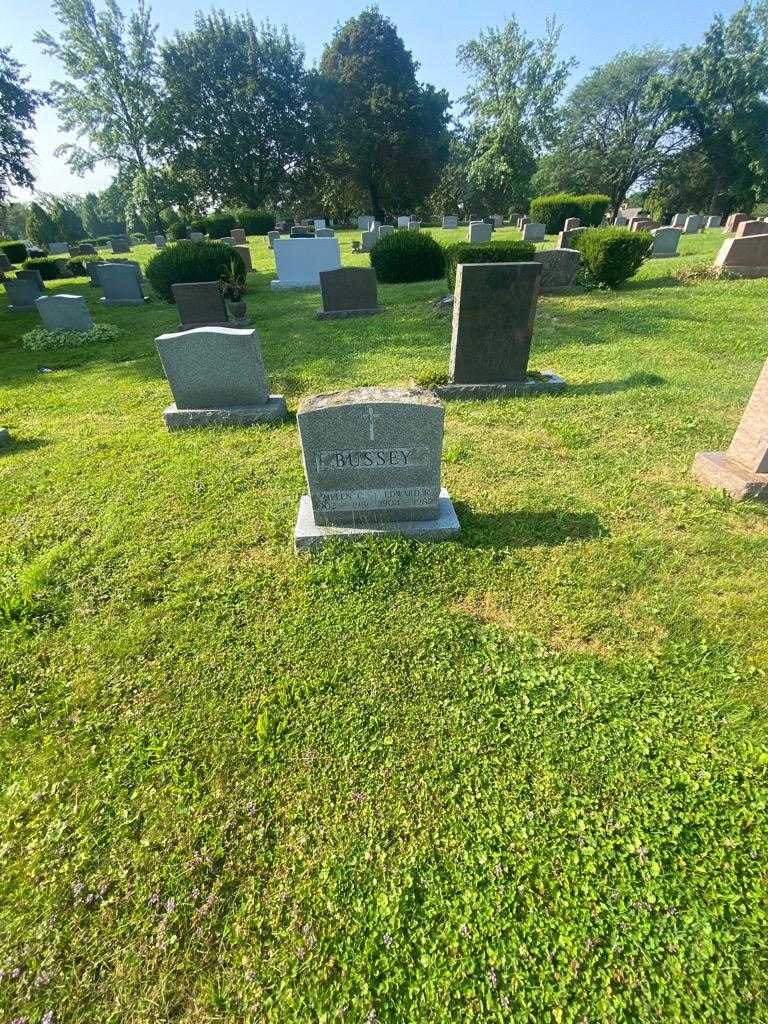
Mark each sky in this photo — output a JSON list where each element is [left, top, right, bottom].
[[7, 0, 745, 202]]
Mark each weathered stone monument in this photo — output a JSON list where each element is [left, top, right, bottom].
[[442, 215, 458, 229], [155, 326, 286, 430], [650, 227, 681, 257], [724, 213, 748, 233], [35, 294, 94, 331], [313, 219, 326, 230], [290, 226, 313, 238], [704, 216, 721, 228], [190, 231, 205, 244], [408, 221, 421, 231], [683, 215, 702, 234], [735, 220, 768, 238], [435, 262, 565, 399], [172, 282, 233, 329], [361, 229, 377, 252], [98, 263, 147, 305], [468, 221, 492, 243], [562, 217, 580, 232], [231, 228, 247, 245], [219, 236, 235, 246], [315, 227, 335, 238], [4, 277, 43, 312], [0, 254, 11, 273], [271, 237, 341, 289], [378, 225, 394, 239], [17, 268, 46, 290], [522, 222, 545, 242], [234, 244, 253, 272], [316, 267, 381, 320], [713, 234, 768, 278], [492, 214, 504, 227], [693, 357, 768, 500], [671, 214, 686, 228], [533, 248, 581, 291], [293, 386, 460, 551]]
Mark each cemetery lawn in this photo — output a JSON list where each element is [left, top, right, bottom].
[[2, 228, 768, 1023]]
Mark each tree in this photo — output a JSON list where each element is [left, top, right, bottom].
[[35, 0, 164, 229], [318, 8, 450, 221], [457, 17, 575, 209], [535, 49, 680, 220], [158, 13, 308, 210], [25, 202, 58, 244], [662, 2, 768, 214], [0, 47, 47, 203]]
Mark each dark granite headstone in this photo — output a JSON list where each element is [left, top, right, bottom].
[[172, 281, 229, 328], [316, 267, 381, 320], [17, 268, 46, 291]]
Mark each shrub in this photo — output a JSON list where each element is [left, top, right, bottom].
[[235, 209, 275, 235], [21, 257, 65, 280], [22, 324, 120, 351], [443, 240, 536, 290], [369, 230, 446, 283], [95, 236, 112, 247], [529, 193, 611, 233], [144, 241, 246, 302], [0, 240, 28, 264], [571, 227, 651, 287], [189, 220, 207, 235], [204, 213, 237, 239], [168, 222, 188, 241]]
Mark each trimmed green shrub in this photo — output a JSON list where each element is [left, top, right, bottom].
[[571, 227, 651, 287], [204, 213, 237, 239], [189, 220, 207, 235], [369, 230, 446, 283], [444, 240, 536, 290], [235, 209, 275, 236], [95, 236, 112, 247], [167, 223, 188, 241], [22, 324, 120, 351], [21, 257, 66, 280], [144, 241, 246, 303], [529, 193, 611, 234], [0, 240, 28, 264]]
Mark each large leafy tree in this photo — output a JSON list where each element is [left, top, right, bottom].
[[25, 202, 58, 244], [35, 0, 164, 228], [159, 13, 308, 210], [318, 8, 450, 221], [534, 49, 680, 220], [0, 47, 47, 203], [662, 1, 768, 214], [457, 17, 575, 210]]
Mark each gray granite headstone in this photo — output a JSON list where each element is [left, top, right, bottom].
[[435, 262, 564, 399], [533, 248, 581, 290], [522, 222, 545, 242], [172, 281, 230, 329], [468, 221, 492, 243], [154, 234, 166, 248], [315, 227, 334, 238], [49, 242, 68, 254], [671, 214, 685, 228], [0, 254, 11, 272], [17, 269, 46, 290], [361, 229, 377, 252], [231, 229, 247, 245], [683, 215, 702, 234], [267, 230, 281, 249], [98, 263, 147, 306], [378, 225, 394, 239], [442, 215, 458, 229], [111, 237, 132, 253], [290, 227, 313, 238], [563, 217, 580, 232], [35, 294, 94, 331], [651, 227, 681, 257], [704, 216, 721, 228], [190, 232, 205, 244], [5, 277, 43, 311], [294, 386, 459, 550], [316, 267, 381, 320], [358, 215, 375, 231], [155, 326, 286, 430], [233, 245, 253, 272], [220, 236, 235, 246]]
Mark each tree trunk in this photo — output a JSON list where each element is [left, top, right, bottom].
[[368, 179, 384, 223], [611, 189, 628, 224]]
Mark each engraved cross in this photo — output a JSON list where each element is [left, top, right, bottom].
[[365, 406, 384, 442]]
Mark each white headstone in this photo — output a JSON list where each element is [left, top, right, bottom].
[[397, 216, 410, 228], [271, 237, 342, 290]]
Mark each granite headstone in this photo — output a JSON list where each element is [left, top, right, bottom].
[[316, 267, 381, 320]]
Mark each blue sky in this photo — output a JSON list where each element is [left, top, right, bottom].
[[8, 0, 744, 200]]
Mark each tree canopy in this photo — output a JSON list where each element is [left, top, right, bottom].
[[0, 47, 47, 203]]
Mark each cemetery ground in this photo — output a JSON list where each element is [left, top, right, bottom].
[[1, 226, 767, 1023]]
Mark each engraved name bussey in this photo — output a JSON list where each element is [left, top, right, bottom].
[[316, 445, 431, 471]]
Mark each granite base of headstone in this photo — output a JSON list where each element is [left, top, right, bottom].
[[155, 326, 286, 430], [693, 356, 768, 500], [315, 267, 382, 320], [293, 386, 459, 552], [35, 294, 94, 331]]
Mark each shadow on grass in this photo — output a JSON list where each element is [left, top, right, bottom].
[[563, 372, 666, 397], [456, 503, 607, 549], [0, 436, 52, 456]]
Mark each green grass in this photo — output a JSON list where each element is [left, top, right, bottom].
[[1, 227, 767, 1023]]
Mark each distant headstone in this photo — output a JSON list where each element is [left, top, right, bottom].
[[671, 214, 686, 228], [714, 234, 768, 278], [361, 229, 377, 252], [234, 244, 253, 272], [155, 326, 286, 430], [315, 227, 334, 237], [693, 356, 768, 500], [271, 237, 341, 290], [683, 215, 702, 234], [79, 243, 96, 255], [435, 262, 565, 399], [231, 228, 247, 245], [17, 268, 46, 290], [533, 248, 581, 291], [492, 214, 504, 227], [704, 216, 721, 228], [35, 294, 94, 331], [0, 254, 11, 273], [724, 213, 747, 233], [220, 236, 235, 246], [522, 222, 545, 242], [557, 226, 587, 248], [408, 221, 421, 230], [468, 221, 492, 243], [290, 226, 313, 238], [154, 234, 166, 248], [378, 225, 394, 239], [631, 218, 657, 231], [267, 230, 280, 249], [358, 215, 375, 231], [650, 227, 681, 257], [111, 237, 132, 253], [316, 267, 381, 320], [615, 216, 629, 226], [98, 262, 147, 306], [4, 277, 43, 311], [313, 219, 326, 230], [397, 216, 410, 228], [293, 386, 459, 551], [190, 232, 205, 244], [735, 219, 768, 238], [442, 215, 458, 229], [172, 281, 230, 329], [49, 242, 68, 254], [563, 217, 580, 232]]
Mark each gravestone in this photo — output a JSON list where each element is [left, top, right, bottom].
[[631, 218, 657, 231], [522, 222, 545, 242], [735, 220, 768, 238], [615, 216, 629, 226], [231, 228, 247, 245], [313, 219, 326, 230], [671, 213, 686, 228], [533, 248, 581, 291], [693, 356, 768, 500], [111, 237, 132, 253], [714, 234, 768, 278], [358, 215, 374, 231], [492, 214, 504, 227], [79, 243, 96, 255], [558, 226, 587, 248], [442, 215, 458, 229], [683, 215, 702, 234], [49, 242, 68, 254], [290, 226, 313, 238], [154, 234, 166, 248], [316, 267, 381, 320], [234, 245, 253, 272], [98, 263, 147, 305], [408, 221, 421, 230], [267, 230, 280, 249], [220, 236, 235, 246], [378, 225, 394, 239], [17, 268, 46, 290], [397, 216, 410, 228], [315, 227, 334, 237], [705, 216, 721, 228], [563, 217, 580, 232], [468, 221, 492, 243], [435, 262, 564, 400], [0, 254, 11, 272], [155, 326, 286, 430], [293, 386, 459, 551], [190, 232, 205, 244], [172, 281, 231, 329], [724, 213, 747, 233], [361, 229, 377, 252], [35, 294, 94, 331], [650, 227, 681, 257], [271, 237, 341, 289], [4, 277, 43, 311]]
